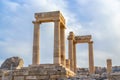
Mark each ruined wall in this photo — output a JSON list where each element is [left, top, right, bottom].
[[0, 64, 75, 80]]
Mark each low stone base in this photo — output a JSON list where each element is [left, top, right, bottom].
[[109, 73, 120, 80], [0, 64, 75, 80]]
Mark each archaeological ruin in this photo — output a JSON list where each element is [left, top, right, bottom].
[[68, 32, 94, 74], [0, 11, 119, 80]]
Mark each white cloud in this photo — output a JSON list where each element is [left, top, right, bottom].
[[0, 0, 83, 66], [2, 0, 20, 12], [1, 0, 120, 68], [76, 0, 120, 67]]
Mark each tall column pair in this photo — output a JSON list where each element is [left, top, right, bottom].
[[68, 32, 94, 74], [32, 20, 66, 66]]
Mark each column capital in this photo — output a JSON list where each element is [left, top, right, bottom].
[[88, 41, 93, 44], [73, 41, 77, 44], [60, 24, 66, 29], [68, 36, 74, 40], [54, 19, 66, 29], [53, 19, 60, 22], [67, 32, 75, 40], [32, 21, 41, 24], [107, 58, 112, 61]]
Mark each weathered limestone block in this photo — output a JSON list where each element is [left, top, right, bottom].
[[66, 59, 70, 69], [55, 66, 62, 69], [29, 68, 47, 75], [42, 64, 56, 69], [0, 70, 2, 76], [26, 76, 37, 79], [1, 57, 24, 70], [14, 76, 24, 80], [37, 75, 49, 79], [13, 69, 28, 76], [0, 64, 75, 80], [47, 70, 57, 75], [50, 75, 61, 79], [0, 76, 9, 80]]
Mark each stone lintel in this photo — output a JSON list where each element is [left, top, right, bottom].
[[34, 11, 65, 28], [75, 35, 91, 40], [75, 40, 93, 43], [75, 35, 92, 43], [88, 41, 93, 44]]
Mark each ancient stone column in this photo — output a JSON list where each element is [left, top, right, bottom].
[[66, 59, 70, 69], [60, 26, 66, 66], [88, 41, 94, 74], [32, 21, 40, 65], [68, 32, 74, 71], [73, 43, 77, 72], [107, 59, 112, 73], [54, 20, 61, 64]]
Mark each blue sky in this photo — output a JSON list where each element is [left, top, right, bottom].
[[0, 0, 120, 68]]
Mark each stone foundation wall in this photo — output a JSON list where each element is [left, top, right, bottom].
[[109, 73, 120, 80], [0, 64, 75, 80]]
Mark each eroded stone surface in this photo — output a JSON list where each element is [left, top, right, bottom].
[[0, 57, 24, 70], [0, 64, 75, 80]]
